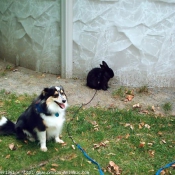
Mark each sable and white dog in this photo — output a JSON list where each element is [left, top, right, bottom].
[[0, 86, 68, 152]]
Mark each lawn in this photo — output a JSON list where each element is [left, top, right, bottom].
[[0, 90, 174, 175]]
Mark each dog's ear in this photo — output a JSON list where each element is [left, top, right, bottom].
[[39, 88, 50, 100], [42, 88, 49, 96]]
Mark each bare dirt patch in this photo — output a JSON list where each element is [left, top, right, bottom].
[[0, 60, 175, 116]]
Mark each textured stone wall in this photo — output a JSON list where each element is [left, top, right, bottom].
[[73, 0, 175, 87], [0, 0, 61, 74]]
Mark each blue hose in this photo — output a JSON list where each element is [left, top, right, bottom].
[[155, 161, 175, 175], [77, 144, 104, 175]]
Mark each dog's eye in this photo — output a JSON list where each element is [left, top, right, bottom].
[[53, 94, 59, 98], [60, 90, 64, 95]]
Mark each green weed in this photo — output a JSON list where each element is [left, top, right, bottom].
[[162, 102, 172, 112], [137, 85, 149, 93]]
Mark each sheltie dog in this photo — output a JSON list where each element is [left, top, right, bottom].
[[0, 86, 68, 152]]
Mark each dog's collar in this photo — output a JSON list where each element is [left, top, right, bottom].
[[35, 100, 59, 117]]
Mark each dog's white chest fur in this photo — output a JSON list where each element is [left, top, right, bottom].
[[41, 113, 65, 140]]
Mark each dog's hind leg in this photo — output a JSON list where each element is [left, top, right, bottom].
[[15, 120, 26, 139]]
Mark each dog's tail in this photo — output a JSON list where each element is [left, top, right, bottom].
[[0, 116, 16, 135]]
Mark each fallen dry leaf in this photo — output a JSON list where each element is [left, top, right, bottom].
[[27, 150, 36, 155], [116, 136, 123, 142], [87, 160, 94, 165], [124, 123, 134, 130], [148, 150, 155, 157], [9, 143, 16, 151], [107, 153, 116, 156], [71, 145, 75, 150], [148, 142, 153, 146], [125, 133, 130, 139], [12, 69, 18, 72], [145, 124, 151, 129], [55, 148, 58, 151], [0, 111, 6, 115], [91, 121, 97, 126], [17, 144, 23, 148], [157, 131, 163, 136], [94, 144, 100, 149], [139, 122, 145, 129], [108, 103, 115, 109], [124, 99, 129, 102], [51, 164, 59, 167], [171, 164, 175, 169], [126, 95, 134, 101], [107, 161, 122, 175], [161, 140, 166, 144], [160, 170, 166, 175], [61, 142, 67, 147], [93, 124, 99, 128], [50, 168, 56, 172], [133, 103, 141, 108], [130, 125, 134, 130], [141, 110, 149, 114], [94, 140, 109, 149], [24, 140, 28, 144], [5, 154, 10, 159], [152, 106, 155, 112], [103, 140, 110, 144], [124, 123, 131, 127], [39, 161, 48, 167], [60, 153, 77, 161], [27, 151, 32, 155], [139, 142, 145, 148], [94, 127, 99, 131]]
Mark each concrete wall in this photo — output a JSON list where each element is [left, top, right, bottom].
[[1, 0, 175, 87], [0, 0, 61, 74], [73, 0, 175, 87]]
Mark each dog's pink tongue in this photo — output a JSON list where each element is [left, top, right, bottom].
[[60, 103, 65, 109]]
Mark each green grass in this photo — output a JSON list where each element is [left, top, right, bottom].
[[0, 90, 175, 174]]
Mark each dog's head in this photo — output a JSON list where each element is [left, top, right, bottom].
[[39, 86, 68, 114]]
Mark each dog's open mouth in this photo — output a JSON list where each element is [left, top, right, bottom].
[[54, 101, 65, 109]]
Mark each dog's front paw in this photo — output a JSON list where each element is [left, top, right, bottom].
[[55, 137, 64, 144], [40, 147, 48, 152]]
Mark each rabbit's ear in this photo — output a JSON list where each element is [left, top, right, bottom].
[[102, 61, 109, 68], [100, 64, 103, 68]]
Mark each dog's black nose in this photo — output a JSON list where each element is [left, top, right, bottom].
[[62, 100, 66, 103]]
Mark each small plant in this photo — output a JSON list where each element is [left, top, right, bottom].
[[125, 89, 134, 95], [0, 71, 6, 76], [112, 87, 126, 98], [162, 102, 172, 112], [137, 85, 149, 93], [6, 65, 12, 70]]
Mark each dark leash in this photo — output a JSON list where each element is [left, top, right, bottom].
[[66, 89, 104, 175]]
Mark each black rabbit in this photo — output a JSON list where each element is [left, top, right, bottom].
[[86, 61, 114, 90]]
